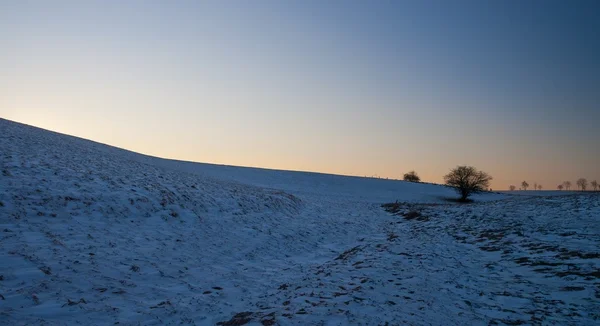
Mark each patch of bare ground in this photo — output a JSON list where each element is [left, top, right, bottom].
[[382, 202, 430, 221], [216, 312, 253, 326], [216, 311, 276, 326], [335, 246, 363, 261]]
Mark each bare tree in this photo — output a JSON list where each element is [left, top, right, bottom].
[[537, 185, 542, 191], [403, 171, 421, 183], [444, 166, 492, 202], [564, 181, 572, 191], [533, 182, 538, 191], [591, 180, 598, 191], [576, 178, 588, 191], [509, 185, 516, 191], [557, 184, 564, 191], [521, 181, 529, 191]]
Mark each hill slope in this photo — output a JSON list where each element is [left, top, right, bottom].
[[1, 118, 598, 325]]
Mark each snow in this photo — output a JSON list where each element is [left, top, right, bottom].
[[503, 190, 582, 197], [1, 118, 599, 325]]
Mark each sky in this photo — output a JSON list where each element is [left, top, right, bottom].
[[1, 0, 598, 189]]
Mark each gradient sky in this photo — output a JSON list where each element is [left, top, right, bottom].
[[1, 0, 599, 189]]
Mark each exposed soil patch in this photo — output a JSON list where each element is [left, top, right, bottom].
[[217, 312, 254, 326], [335, 246, 362, 261]]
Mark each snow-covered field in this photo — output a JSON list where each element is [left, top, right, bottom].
[[502, 191, 582, 197], [1, 118, 598, 325]]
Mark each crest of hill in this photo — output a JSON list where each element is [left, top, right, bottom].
[[0, 118, 507, 205]]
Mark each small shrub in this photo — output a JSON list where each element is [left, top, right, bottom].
[[382, 202, 401, 213], [403, 171, 421, 183]]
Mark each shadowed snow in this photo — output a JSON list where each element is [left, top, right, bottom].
[[1, 118, 598, 325]]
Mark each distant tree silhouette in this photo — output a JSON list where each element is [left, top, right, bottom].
[[537, 185, 542, 191], [444, 166, 492, 202], [509, 185, 516, 191], [533, 182, 538, 191], [403, 171, 421, 183], [521, 181, 529, 191], [576, 178, 588, 191], [564, 181, 572, 191], [591, 180, 598, 191], [557, 184, 564, 191]]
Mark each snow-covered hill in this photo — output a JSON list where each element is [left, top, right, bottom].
[[1, 118, 598, 325]]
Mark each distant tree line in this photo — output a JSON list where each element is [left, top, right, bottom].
[[507, 178, 598, 192], [400, 167, 597, 202]]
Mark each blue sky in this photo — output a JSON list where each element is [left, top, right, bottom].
[[1, 0, 598, 188]]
